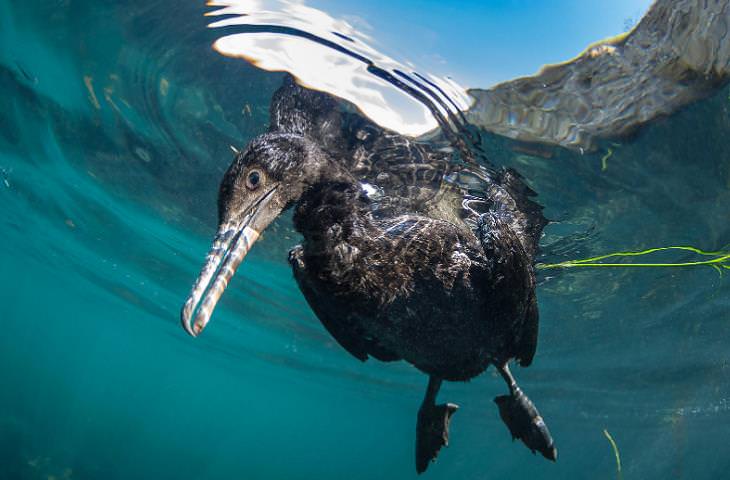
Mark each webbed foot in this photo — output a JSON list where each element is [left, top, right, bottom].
[[415, 376, 458, 474], [416, 402, 458, 474], [495, 362, 556, 461], [494, 391, 556, 461]]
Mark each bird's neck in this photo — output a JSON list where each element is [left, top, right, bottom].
[[292, 180, 370, 255]]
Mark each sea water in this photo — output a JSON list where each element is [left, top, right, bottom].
[[1, 1, 730, 479]]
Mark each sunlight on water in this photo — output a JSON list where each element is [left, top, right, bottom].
[[207, 0, 470, 136]]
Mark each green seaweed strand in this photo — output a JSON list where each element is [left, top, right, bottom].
[[601, 147, 613, 171], [538, 246, 730, 273], [603, 429, 622, 480]]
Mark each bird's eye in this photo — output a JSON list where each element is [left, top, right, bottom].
[[246, 170, 261, 190]]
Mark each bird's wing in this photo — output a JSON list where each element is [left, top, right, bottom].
[[478, 211, 540, 365], [516, 291, 539, 367], [466, 0, 730, 152], [492, 167, 548, 260], [289, 247, 401, 363], [295, 270, 367, 362]]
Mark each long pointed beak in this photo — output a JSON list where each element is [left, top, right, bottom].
[[181, 186, 278, 337], [181, 223, 259, 337]]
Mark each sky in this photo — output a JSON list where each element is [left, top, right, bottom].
[[310, 0, 654, 88]]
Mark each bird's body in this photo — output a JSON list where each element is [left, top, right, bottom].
[[182, 75, 556, 473], [270, 76, 545, 381], [290, 181, 537, 381]]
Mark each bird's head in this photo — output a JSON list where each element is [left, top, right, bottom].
[[181, 132, 337, 337]]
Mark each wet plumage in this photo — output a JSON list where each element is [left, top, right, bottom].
[[182, 75, 555, 473]]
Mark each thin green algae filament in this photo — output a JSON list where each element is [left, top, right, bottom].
[[538, 246, 730, 275], [603, 429, 622, 480]]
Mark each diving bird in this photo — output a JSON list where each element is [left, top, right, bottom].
[[181, 76, 554, 473]]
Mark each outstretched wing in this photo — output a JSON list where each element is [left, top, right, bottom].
[[466, 0, 730, 152]]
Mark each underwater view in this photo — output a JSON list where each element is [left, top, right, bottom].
[[2, 0, 730, 479]]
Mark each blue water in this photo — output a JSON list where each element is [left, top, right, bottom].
[[2, 1, 730, 479]]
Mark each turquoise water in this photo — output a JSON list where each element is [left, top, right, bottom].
[[2, 2, 730, 479]]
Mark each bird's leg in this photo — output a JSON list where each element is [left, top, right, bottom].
[[494, 362, 557, 461], [415, 376, 458, 474]]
